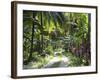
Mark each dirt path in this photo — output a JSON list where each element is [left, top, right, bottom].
[[43, 55, 69, 68]]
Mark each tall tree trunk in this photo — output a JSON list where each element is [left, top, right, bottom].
[[40, 12, 43, 53], [87, 14, 91, 45], [28, 12, 35, 62], [86, 14, 91, 65]]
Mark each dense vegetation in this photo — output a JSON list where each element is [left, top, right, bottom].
[[23, 10, 91, 69]]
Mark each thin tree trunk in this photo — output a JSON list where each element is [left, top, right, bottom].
[[28, 12, 35, 62], [87, 14, 91, 46], [86, 14, 91, 65], [40, 12, 43, 53]]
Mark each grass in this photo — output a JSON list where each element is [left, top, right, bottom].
[[24, 51, 88, 69], [28, 54, 54, 68], [64, 52, 87, 67]]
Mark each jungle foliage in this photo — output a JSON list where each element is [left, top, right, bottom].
[[23, 10, 91, 69]]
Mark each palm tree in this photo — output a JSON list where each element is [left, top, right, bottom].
[[23, 11, 67, 63]]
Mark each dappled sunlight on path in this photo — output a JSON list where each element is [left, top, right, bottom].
[[43, 55, 69, 68]]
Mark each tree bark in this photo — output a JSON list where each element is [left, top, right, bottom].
[[40, 12, 44, 53], [27, 12, 35, 62], [86, 14, 91, 65]]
